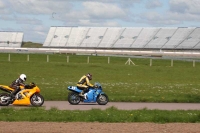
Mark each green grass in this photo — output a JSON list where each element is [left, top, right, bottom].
[[0, 53, 200, 123], [0, 53, 200, 102], [21, 41, 43, 48], [0, 107, 199, 123]]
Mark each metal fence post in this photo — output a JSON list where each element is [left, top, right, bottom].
[[150, 59, 152, 66], [193, 60, 195, 67], [171, 59, 173, 67], [87, 56, 89, 63], [27, 55, 29, 61], [67, 56, 69, 63], [47, 55, 49, 62], [8, 54, 10, 61]]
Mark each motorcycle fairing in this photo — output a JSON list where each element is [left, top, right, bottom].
[[12, 92, 31, 105], [68, 85, 105, 103], [12, 89, 36, 105], [83, 88, 105, 103], [0, 85, 13, 93], [83, 89, 96, 102], [0, 84, 41, 106], [68, 86, 82, 93]]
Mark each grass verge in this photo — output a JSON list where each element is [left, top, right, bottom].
[[0, 107, 199, 123]]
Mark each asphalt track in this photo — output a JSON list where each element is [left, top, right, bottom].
[[0, 101, 200, 110], [41, 101, 200, 110]]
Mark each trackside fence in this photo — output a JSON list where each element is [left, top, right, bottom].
[[1, 53, 199, 67]]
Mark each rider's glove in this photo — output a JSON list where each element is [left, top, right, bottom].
[[94, 85, 98, 88], [25, 84, 33, 89], [25, 84, 29, 88]]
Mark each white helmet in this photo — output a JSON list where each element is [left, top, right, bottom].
[[20, 74, 26, 81]]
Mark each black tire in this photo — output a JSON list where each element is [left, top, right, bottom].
[[68, 92, 81, 105], [97, 94, 109, 105], [0, 93, 11, 106], [30, 94, 44, 107]]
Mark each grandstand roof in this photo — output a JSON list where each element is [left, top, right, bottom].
[[0, 31, 24, 48], [43, 27, 200, 50]]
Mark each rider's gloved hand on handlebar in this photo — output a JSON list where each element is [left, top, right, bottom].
[[94, 85, 98, 88], [25, 84, 30, 88]]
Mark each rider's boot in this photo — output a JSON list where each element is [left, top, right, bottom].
[[10, 93, 15, 99], [83, 93, 87, 99], [79, 91, 84, 97], [10, 88, 19, 100]]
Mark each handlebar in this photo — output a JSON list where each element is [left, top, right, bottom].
[[24, 82, 36, 89]]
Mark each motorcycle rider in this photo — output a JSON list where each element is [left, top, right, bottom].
[[9, 74, 27, 99], [77, 73, 96, 97]]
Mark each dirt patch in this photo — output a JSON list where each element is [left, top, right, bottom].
[[0, 122, 199, 133]]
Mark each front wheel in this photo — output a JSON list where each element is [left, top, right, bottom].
[[0, 93, 11, 106], [30, 94, 44, 106], [68, 92, 81, 105], [97, 94, 109, 105]]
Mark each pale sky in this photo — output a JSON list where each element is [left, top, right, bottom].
[[0, 0, 200, 43]]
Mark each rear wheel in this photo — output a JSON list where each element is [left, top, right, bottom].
[[97, 94, 109, 105], [0, 93, 11, 106], [30, 94, 44, 106], [68, 92, 81, 105]]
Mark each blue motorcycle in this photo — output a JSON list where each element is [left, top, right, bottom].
[[67, 82, 109, 105]]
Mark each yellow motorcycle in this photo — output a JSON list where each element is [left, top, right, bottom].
[[0, 82, 44, 106]]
